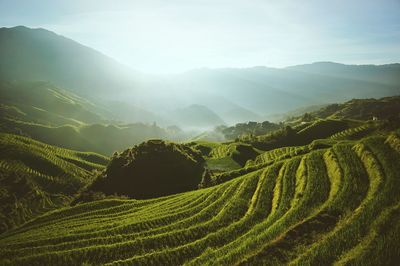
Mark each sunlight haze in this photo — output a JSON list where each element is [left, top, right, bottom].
[[1, 0, 399, 73]]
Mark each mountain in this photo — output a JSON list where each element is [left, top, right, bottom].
[[287, 61, 400, 87], [2, 26, 400, 126], [221, 105, 262, 125], [172, 66, 400, 115], [0, 26, 136, 97], [103, 101, 171, 125]]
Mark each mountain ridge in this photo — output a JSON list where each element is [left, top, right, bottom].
[[1, 26, 400, 126], [0, 25, 137, 96]]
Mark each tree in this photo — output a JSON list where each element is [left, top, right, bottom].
[[283, 125, 296, 137], [198, 169, 213, 189], [302, 112, 313, 122]]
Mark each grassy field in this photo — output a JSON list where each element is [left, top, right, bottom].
[[0, 133, 399, 265]]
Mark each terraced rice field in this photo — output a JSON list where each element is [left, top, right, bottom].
[[330, 123, 376, 140], [248, 139, 335, 166], [0, 134, 399, 265], [249, 146, 306, 164], [209, 143, 238, 158], [0, 133, 108, 196], [0, 133, 109, 231]]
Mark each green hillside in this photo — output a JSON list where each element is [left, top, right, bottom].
[[1, 119, 172, 156], [240, 119, 353, 150], [0, 133, 108, 233], [0, 80, 180, 155], [0, 132, 399, 265], [0, 80, 106, 126], [292, 95, 400, 121], [0, 94, 399, 264]]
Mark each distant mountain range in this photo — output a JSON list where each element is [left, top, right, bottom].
[[1, 26, 400, 128], [171, 104, 225, 128]]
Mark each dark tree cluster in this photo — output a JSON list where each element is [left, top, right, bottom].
[[221, 121, 280, 140], [89, 140, 206, 199]]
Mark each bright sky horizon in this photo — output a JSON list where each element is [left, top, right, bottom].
[[1, 0, 400, 73]]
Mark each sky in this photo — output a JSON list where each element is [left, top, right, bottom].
[[1, 0, 400, 73]]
